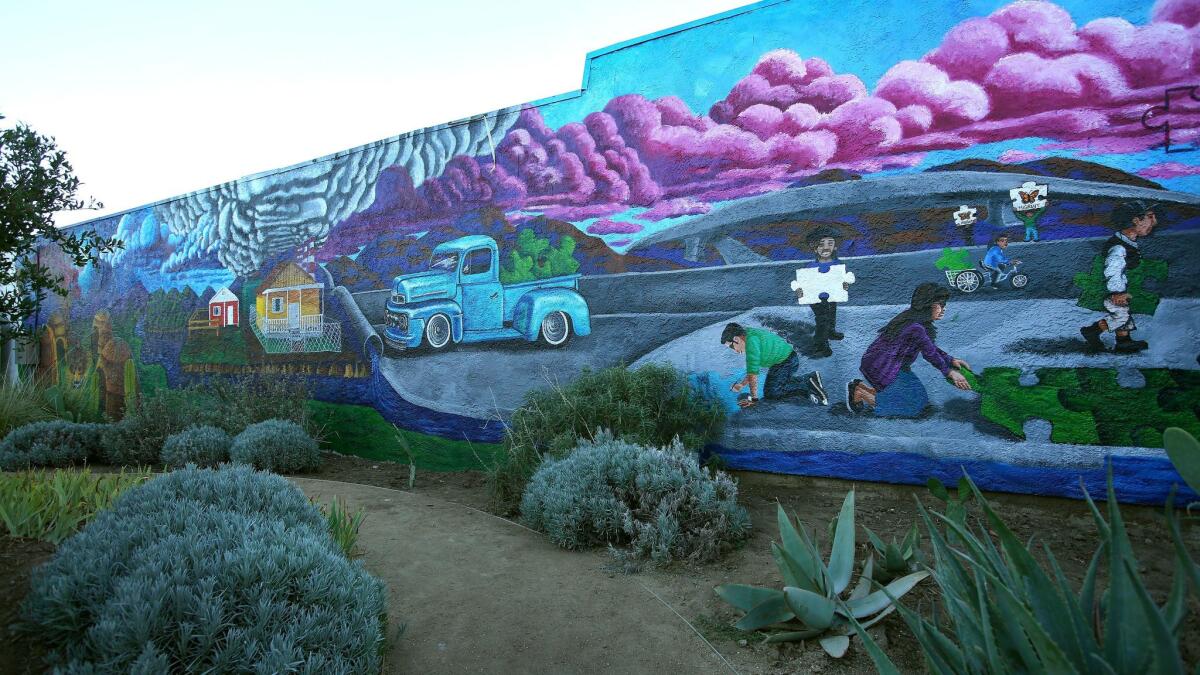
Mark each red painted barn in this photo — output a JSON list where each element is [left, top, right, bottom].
[[208, 287, 239, 327]]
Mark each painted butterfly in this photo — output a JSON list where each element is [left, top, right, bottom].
[[1018, 189, 1041, 204]]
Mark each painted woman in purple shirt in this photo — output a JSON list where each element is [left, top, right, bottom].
[[846, 283, 972, 417]]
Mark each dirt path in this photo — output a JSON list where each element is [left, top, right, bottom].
[[292, 477, 734, 674]]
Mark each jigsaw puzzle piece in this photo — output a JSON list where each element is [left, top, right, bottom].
[[975, 367, 1099, 445], [790, 264, 855, 305], [1074, 256, 1169, 315], [1061, 368, 1198, 447], [935, 247, 973, 271], [1160, 369, 1200, 416]]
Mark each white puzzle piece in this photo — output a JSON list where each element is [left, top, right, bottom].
[[1009, 181, 1048, 212], [790, 264, 855, 305], [953, 205, 977, 227]]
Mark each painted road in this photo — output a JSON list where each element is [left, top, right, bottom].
[[633, 298, 1199, 468], [628, 171, 1200, 252], [373, 311, 739, 419], [356, 230, 1198, 426]]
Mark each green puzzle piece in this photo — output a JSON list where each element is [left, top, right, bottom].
[[969, 367, 1100, 445], [935, 247, 973, 271], [1161, 370, 1200, 416], [1056, 368, 1200, 448], [1073, 256, 1168, 316]]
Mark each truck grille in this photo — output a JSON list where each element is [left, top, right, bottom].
[[387, 313, 409, 332]]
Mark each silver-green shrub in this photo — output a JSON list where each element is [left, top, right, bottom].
[[520, 431, 751, 566], [0, 420, 106, 470], [159, 425, 232, 469], [230, 419, 321, 472], [18, 465, 387, 673]]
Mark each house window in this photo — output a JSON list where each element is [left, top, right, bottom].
[[212, 306, 222, 317], [272, 297, 283, 313]]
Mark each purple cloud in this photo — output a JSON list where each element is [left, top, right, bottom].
[[586, 219, 644, 235], [638, 197, 712, 221], [1138, 161, 1200, 178], [326, 0, 1199, 243], [997, 149, 1048, 163]]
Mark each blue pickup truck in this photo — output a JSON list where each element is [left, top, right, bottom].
[[382, 235, 591, 353]]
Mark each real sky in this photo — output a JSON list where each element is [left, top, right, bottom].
[[2, 0, 1156, 227]]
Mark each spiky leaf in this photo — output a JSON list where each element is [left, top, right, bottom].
[[784, 586, 836, 631], [735, 594, 794, 631], [828, 490, 856, 595], [820, 634, 850, 658], [715, 584, 781, 613]]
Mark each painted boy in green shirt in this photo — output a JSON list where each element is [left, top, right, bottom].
[[721, 323, 828, 408]]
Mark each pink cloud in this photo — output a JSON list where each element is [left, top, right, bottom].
[[638, 197, 712, 221], [333, 0, 1199, 235], [1137, 161, 1200, 178], [586, 219, 644, 235], [997, 149, 1047, 163], [1154, 0, 1200, 28], [876, 61, 989, 126]]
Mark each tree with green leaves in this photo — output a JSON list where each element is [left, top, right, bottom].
[[0, 113, 120, 382]]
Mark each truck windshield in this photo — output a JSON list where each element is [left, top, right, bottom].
[[428, 252, 459, 272]]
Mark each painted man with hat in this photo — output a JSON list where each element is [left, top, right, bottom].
[[1079, 200, 1159, 354]]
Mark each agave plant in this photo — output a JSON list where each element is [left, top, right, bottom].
[[926, 476, 973, 543], [1164, 427, 1200, 509], [863, 522, 921, 583], [851, 469, 1193, 675], [715, 491, 929, 658]]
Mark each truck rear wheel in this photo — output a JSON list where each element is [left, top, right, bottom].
[[539, 311, 572, 347], [425, 314, 453, 351]]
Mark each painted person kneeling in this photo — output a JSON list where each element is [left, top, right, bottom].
[[846, 283, 972, 417], [721, 323, 828, 408]]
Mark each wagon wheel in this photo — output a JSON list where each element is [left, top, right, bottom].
[[954, 270, 982, 293]]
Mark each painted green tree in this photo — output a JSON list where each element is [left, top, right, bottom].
[[499, 229, 581, 284]]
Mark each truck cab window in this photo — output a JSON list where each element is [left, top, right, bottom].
[[429, 252, 459, 271], [463, 248, 492, 276]]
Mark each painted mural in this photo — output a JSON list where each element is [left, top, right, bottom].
[[38, 0, 1200, 502]]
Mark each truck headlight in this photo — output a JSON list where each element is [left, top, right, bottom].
[[390, 292, 405, 305]]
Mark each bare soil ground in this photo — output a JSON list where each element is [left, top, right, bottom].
[[307, 452, 1200, 673], [4, 452, 1198, 673], [0, 537, 55, 675]]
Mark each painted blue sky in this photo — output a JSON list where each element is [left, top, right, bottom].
[[541, 0, 1152, 127]]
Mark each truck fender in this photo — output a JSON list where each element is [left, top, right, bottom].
[[513, 289, 591, 341], [406, 300, 464, 343]]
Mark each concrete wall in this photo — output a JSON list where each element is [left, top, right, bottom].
[[38, 0, 1200, 503]]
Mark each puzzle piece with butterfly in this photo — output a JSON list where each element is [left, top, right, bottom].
[[1009, 181, 1048, 212]]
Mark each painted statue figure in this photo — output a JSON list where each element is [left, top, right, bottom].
[[846, 283, 972, 418], [790, 227, 855, 359], [1079, 200, 1160, 354], [721, 322, 828, 409]]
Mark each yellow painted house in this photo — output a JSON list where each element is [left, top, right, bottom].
[[255, 262, 324, 335]]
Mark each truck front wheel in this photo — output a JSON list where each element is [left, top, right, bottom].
[[424, 314, 453, 351], [538, 311, 572, 347]]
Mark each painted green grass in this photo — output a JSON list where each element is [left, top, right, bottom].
[[306, 400, 504, 472], [181, 328, 248, 365]]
